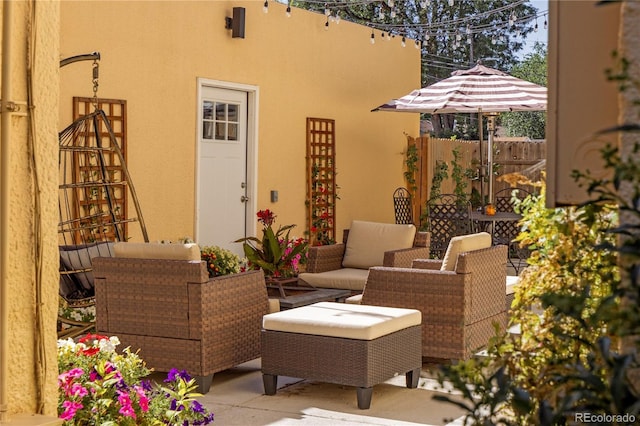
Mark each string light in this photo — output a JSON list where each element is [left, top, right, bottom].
[[414, 39, 421, 49], [401, 36, 406, 47], [371, 29, 375, 44], [261, 1, 547, 51], [325, 16, 329, 30]]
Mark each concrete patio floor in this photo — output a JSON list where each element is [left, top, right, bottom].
[[194, 358, 469, 425]]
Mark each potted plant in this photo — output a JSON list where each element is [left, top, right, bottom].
[[200, 245, 245, 277], [235, 209, 308, 279]]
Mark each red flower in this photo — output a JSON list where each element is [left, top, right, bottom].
[[257, 209, 276, 227]]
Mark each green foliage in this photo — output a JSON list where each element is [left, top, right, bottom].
[[429, 160, 448, 199], [404, 143, 419, 193], [501, 42, 547, 139]]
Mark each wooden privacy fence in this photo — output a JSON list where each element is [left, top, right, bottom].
[[406, 135, 546, 225]]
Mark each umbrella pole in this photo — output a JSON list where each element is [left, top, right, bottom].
[[478, 112, 485, 210], [487, 114, 496, 205]]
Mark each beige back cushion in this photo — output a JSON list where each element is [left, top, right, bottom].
[[114, 242, 201, 261], [440, 232, 492, 271], [342, 221, 416, 269]]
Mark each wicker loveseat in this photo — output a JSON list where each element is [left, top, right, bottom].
[[298, 220, 430, 292], [359, 232, 508, 360], [93, 242, 270, 393]]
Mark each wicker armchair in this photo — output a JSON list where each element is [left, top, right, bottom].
[[362, 243, 507, 360], [299, 222, 430, 292], [93, 257, 269, 393], [305, 229, 430, 271]]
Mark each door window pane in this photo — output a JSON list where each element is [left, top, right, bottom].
[[202, 100, 240, 142]]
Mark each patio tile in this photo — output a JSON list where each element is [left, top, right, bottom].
[[197, 359, 467, 425]]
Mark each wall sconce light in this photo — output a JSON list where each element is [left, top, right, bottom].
[[225, 7, 245, 38]]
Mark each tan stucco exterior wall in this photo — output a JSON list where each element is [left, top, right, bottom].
[[1, 0, 61, 420], [59, 1, 420, 242]]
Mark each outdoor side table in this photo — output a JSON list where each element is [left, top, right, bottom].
[[261, 302, 422, 409]]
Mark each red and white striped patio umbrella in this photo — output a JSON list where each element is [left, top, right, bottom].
[[374, 63, 547, 204], [374, 63, 547, 113]]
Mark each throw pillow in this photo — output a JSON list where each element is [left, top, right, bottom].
[[440, 232, 492, 271], [342, 221, 416, 269]]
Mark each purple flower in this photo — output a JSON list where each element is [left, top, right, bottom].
[[191, 400, 204, 413], [165, 368, 191, 382]]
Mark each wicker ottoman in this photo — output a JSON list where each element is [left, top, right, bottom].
[[261, 302, 422, 409]]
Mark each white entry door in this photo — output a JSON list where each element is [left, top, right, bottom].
[[197, 84, 250, 255]]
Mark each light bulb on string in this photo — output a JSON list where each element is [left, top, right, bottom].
[[387, 32, 392, 41], [263, 0, 268, 14], [544, 15, 548, 29], [370, 29, 375, 44], [415, 40, 421, 49], [491, 35, 497, 45], [324, 3, 330, 16], [534, 17, 538, 32], [335, 12, 340, 24], [401, 36, 406, 47], [324, 17, 329, 30], [424, 33, 430, 41], [286, 3, 291, 17]]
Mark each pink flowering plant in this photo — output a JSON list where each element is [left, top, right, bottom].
[[57, 333, 214, 425], [235, 209, 308, 278]]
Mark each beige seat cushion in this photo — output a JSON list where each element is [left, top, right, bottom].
[[441, 232, 492, 271], [262, 301, 421, 340], [298, 268, 369, 291], [113, 242, 201, 261], [342, 221, 416, 269]]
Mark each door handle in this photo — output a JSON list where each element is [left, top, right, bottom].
[[241, 195, 249, 203]]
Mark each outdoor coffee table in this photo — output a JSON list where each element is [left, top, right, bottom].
[[265, 278, 351, 310], [270, 286, 351, 310], [261, 302, 422, 409]]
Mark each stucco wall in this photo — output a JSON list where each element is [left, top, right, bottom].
[[2, 0, 61, 418], [59, 0, 420, 242]]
